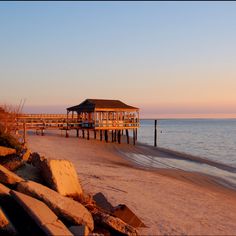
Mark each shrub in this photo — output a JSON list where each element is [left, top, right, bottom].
[[0, 127, 22, 152]]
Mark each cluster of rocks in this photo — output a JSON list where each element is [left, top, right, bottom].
[[0, 146, 145, 236]]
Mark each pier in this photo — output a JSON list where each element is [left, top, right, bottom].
[[16, 99, 140, 145]]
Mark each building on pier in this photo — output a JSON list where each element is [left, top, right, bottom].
[[66, 99, 139, 143]]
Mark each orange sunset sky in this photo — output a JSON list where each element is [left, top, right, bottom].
[[1, 2, 236, 118]]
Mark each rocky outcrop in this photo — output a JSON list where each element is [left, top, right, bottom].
[[0, 143, 142, 235], [0, 146, 16, 157], [17, 180, 94, 231], [15, 164, 43, 183], [0, 154, 24, 171], [40, 159, 83, 198], [0, 183, 10, 197], [29, 152, 46, 166], [112, 204, 146, 228], [93, 192, 114, 213], [20, 149, 31, 162], [0, 206, 17, 236], [11, 190, 73, 236], [93, 210, 138, 236], [0, 164, 24, 185], [69, 225, 90, 236]]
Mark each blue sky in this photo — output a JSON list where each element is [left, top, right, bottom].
[[1, 2, 236, 117]]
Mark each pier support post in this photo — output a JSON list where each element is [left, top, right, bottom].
[[154, 120, 157, 147], [118, 130, 121, 144], [111, 130, 114, 142], [94, 130, 97, 139], [114, 130, 117, 142], [100, 130, 102, 141], [87, 129, 90, 140], [82, 130, 85, 138], [133, 129, 136, 145], [126, 129, 129, 144], [105, 130, 108, 143], [66, 129, 69, 138], [76, 129, 79, 137]]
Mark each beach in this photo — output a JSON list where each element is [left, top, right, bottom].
[[27, 130, 236, 235]]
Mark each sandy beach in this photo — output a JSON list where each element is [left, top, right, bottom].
[[27, 130, 236, 235]]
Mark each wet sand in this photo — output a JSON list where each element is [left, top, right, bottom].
[[27, 130, 236, 235]]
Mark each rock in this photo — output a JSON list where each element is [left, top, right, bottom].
[[112, 204, 146, 228], [0, 154, 24, 171], [21, 149, 31, 162], [0, 183, 10, 197], [93, 211, 138, 236], [0, 206, 18, 235], [69, 225, 89, 236], [15, 164, 43, 183], [93, 192, 114, 213], [17, 180, 94, 231], [10, 190, 73, 236], [0, 146, 16, 157], [40, 159, 83, 198], [29, 152, 45, 166], [0, 164, 24, 185]]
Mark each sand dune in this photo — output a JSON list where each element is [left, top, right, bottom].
[[27, 130, 236, 235]]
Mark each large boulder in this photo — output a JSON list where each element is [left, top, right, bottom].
[[40, 159, 83, 198], [0, 206, 17, 235], [112, 204, 146, 228], [29, 152, 45, 166], [0, 164, 24, 185], [93, 211, 138, 236], [0, 183, 10, 197], [20, 149, 31, 162], [0, 146, 16, 157], [93, 192, 114, 213], [10, 190, 73, 236], [17, 180, 94, 231], [69, 225, 89, 236], [15, 164, 43, 183], [0, 154, 24, 171]]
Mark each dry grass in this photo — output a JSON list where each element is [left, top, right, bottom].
[[0, 103, 24, 152]]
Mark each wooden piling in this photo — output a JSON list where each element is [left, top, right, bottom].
[[82, 129, 85, 138], [76, 129, 79, 137], [118, 130, 121, 144], [105, 130, 108, 143], [133, 129, 136, 145], [87, 129, 90, 140], [114, 130, 117, 142], [126, 129, 129, 144], [94, 130, 97, 139], [111, 130, 114, 142], [154, 119, 157, 147], [100, 130, 102, 141]]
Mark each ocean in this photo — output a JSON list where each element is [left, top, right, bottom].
[[127, 119, 236, 189], [139, 119, 236, 167]]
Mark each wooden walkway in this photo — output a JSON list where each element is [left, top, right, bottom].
[[16, 114, 138, 145]]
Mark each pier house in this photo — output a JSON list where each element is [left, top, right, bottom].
[[67, 99, 139, 144]]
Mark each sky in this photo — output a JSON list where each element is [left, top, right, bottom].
[[0, 2, 236, 118]]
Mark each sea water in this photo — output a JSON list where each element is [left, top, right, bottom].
[[138, 119, 236, 168], [114, 119, 235, 189]]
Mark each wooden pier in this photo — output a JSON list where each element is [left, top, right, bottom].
[[15, 99, 140, 145]]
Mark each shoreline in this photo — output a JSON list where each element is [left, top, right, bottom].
[[26, 130, 236, 235]]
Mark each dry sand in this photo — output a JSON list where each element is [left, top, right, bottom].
[[27, 130, 236, 235]]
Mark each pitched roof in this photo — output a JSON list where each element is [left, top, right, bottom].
[[67, 99, 139, 112]]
